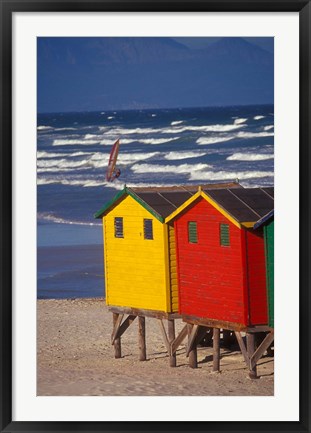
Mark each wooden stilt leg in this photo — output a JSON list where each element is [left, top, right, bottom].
[[187, 324, 198, 368], [112, 313, 121, 359], [138, 316, 146, 361], [213, 328, 220, 372], [168, 319, 176, 367], [247, 333, 258, 379]]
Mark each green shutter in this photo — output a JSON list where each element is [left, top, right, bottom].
[[220, 223, 230, 246], [188, 221, 198, 243]]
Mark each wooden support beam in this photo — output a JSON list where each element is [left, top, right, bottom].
[[213, 327, 221, 372], [157, 319, 170, 354], [186, 325, 199, 357], [187, 324, 198, 368], [112, 315, 136, 344], [250, 331, 274, 370], [171, 324, 188, 355], [168, 319, 176, 367], [182, 315, 247, 332], [111, 313, 124, 344], [138, 316, 146, 361], [234, 331, 250, 365], [109, 306, 181, 320], [112, 313, 122, 359], [247, 333, 257, 379]]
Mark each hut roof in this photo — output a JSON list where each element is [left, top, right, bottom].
[[253, 209, 274, 229], [165, 187, 274, 228], [94, 182, 242, 221]]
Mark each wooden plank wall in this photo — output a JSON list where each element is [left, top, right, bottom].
[[168, 223, 179, 313]]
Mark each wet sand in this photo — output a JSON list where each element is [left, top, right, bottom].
[[37, 298, 274, 396]]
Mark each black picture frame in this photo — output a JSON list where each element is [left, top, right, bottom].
[[1, 1, 309, 432]]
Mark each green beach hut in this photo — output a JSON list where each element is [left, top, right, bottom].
[[254, 210, 274, 328]]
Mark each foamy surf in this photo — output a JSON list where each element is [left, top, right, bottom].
[[131, 162, 211, 174], [227, 152, 274, 161], [190, 169, 274, 181], [197, 130, 274, 146], [233, 118, 247, 125], [164, 151, 207, 160]]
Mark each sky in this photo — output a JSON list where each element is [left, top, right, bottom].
[[37, 37, 274, 113]]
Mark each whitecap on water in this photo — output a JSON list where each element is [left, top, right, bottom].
[[227, 152, 274, 161]]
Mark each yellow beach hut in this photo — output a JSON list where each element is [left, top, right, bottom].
[[94, 185, 191, 313]]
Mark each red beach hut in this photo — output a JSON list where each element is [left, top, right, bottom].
[[165, 187, 274, 329]]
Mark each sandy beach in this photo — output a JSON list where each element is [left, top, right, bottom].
[[37, 298, 274, 396]]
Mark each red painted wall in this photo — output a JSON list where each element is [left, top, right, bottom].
[[175, 198, 268, 327], [244, 229, 268, 325], [175, 198, 248, 325]]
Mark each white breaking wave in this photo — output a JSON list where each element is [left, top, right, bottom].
[[131, 162, 211, 174], [52, 138, 120, 146], [38, 212, 101, 226], [37, 158, 93, 170], [164, 123, 245, 134], [37, 151, 67, 158], [171, 120, 184, 126], [233, 118, 247, 125], [37, 150, 93, 159], [190, 169, 274, 181], [197, 130, 274, 146], [164, 151, 207, 160], [197, 136, 234, 145], [151, 114, 157, 117], [254, 115, 265, 120], [237, 131, 274, 139], [37, 125, 77, 132], [53, 139, 99, 146], [37, 125, 53, 130], [37, 150, 159, 172], [227, 152, 274, 161], [264, 125, 274, 131], [107, 127, 159, 135], [104, 123, 244, 136], [138, 137, 179, 145], [37, 177, 124, 189]]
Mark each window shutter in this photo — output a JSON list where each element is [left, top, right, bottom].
[[114, 217, 124, 238], [220, 223, 230, 246], [188, 221, 198, 243], [144, 219, 153, 240]]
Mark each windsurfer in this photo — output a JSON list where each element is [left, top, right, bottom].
[[112, 168, 121, 180]]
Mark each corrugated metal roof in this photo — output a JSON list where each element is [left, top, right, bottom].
[[204, 187, 274, 223], [130, 182, 242, 219], [132, 191, 193, 218]]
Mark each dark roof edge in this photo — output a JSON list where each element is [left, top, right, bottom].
[[253, 209, 274, 229], [94, 188, 127, 219], [94, 186, 164, 222]]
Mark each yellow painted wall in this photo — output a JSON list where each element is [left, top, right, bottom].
[[168, 224, 179, 312], [103, 195, 170, 312]]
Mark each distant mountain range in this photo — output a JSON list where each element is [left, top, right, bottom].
[[38, 37, 273, 113]]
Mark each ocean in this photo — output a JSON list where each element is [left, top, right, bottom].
[[37, 105, 274, 299]]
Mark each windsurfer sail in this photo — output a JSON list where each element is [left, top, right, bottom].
[[106, 138, 121, 182]]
